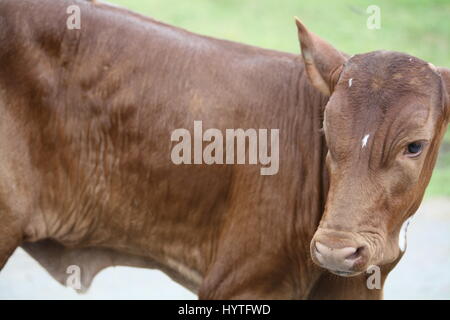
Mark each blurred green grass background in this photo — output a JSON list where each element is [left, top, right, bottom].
[[110, 0, 449, 197]]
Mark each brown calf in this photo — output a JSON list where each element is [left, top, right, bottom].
[[0, 0, 448, 299]]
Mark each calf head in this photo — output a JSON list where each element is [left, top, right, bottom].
[[295, 18, 450, 276]]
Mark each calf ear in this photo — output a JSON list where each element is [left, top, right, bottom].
[[438, 67, 450, 122], [295, 17, 347, 96]]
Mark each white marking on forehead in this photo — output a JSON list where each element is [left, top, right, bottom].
[[399, 216, 413, 252], [362, 134, 370, 148], [409, 58, 413, 62], [348, 78, 353, 87]]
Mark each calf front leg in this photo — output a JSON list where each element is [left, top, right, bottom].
[[199, 255, 300, 300]]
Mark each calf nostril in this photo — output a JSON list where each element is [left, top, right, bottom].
[[345, 246, 364, 261]]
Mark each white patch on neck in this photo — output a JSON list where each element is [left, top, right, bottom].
[[399, 216, 413, 252], [348, 78, 353, 87], [362, 134, 370, 148]]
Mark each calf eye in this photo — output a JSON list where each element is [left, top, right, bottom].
[[405, 141, 424, 157]]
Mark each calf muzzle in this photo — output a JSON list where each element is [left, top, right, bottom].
[[310, 233, 370, 276]]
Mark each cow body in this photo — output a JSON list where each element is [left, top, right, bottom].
[[0, 0, 448, 299], [0, 0, 332, 298]]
